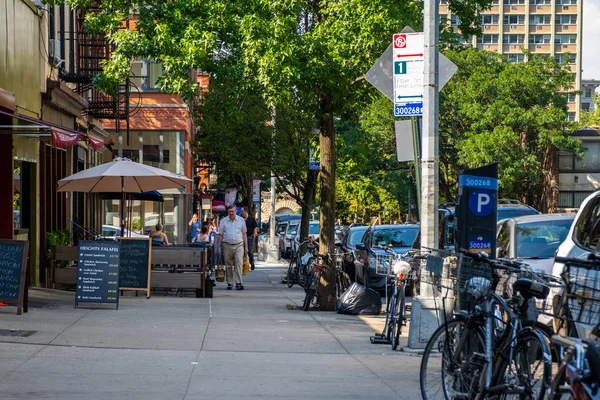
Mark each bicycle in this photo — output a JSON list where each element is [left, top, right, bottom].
[[420, 252, 553, 400], [333, 248, 353, 297], [545, 255, 600, 400], [287, 239, 318, 289], [368, 246, 412, 350], [302, 252, 331, 311]]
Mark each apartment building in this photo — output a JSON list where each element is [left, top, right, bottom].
[[581, 79, 600, 113], [440, 0, 583, 121]]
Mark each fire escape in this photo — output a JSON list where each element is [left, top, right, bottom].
[[59, 6, 129, 125]]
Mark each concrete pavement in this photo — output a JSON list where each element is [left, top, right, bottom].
[[0, 260, 423, 400]]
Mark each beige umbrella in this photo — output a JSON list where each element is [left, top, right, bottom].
[[57, 158, 191, 235]]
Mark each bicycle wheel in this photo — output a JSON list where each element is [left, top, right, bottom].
[[497, 330, 551, 400], [287, 257, 297, 288], [420, 318, 485, 400], [382, 292, 396, 340], [392, 284, 406, 350], [336, 271, 351, 297]]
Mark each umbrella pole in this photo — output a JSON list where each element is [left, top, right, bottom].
[[120, 176, 125, 237]]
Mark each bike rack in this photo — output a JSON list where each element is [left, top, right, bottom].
[[369, 333, 392, 345]]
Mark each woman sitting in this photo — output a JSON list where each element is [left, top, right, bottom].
[[150, 224, 170, 246], [197, 225, 210, 242]]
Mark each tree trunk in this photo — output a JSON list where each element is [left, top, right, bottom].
[[317, 93, 337, 311], [299, 169, 317, 242]]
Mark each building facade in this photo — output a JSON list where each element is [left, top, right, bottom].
[[581, 79, 600, 113], [440, 0, 583, 120]]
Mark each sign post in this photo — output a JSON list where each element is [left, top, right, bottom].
[[393, 32, 424, 117], [0, 240, 29, 315], [117, 237, 152, 298]]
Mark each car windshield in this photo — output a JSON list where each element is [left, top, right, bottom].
[[309, 224, 319, 235], [516, 219, 573, 258], [498, 208, 538, 221], [288, 224, 298, 235], [371, 227, 418, 248], [276, 224, 287, 235], [349, 227, 368, 246]]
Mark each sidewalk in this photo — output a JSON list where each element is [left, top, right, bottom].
[[0, 260, 423, 400]]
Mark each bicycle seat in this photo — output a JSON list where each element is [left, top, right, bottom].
[[512, 278, 550, 300], [584, 340, 600, 378]]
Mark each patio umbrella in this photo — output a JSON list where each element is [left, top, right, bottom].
[[57, 158, 191, 236]]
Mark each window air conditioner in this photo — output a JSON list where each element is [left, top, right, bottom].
[[484, 44, 491, 48], [511, 6, 517, 9], [485, 25, 490, 29], [563, 44, 569, 48], [48, 39, 63, 67], [537, 5, 543, 8], [563, 25, 568, 29], [537, 25, 542, 30], [510, 25, 516, 29], [511, 44, 517, 48], [563, 5, 569, 9], [537, 44, 542, 48]]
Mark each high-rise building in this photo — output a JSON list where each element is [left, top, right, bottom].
[[439, 0, 583, 120]]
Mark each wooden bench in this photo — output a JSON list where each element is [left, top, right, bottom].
[[53, 245, 210, 296]]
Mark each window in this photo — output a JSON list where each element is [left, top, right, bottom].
[[481, 15, 499, 24], [585, 89, 593, 97], [451, 15, 461, 25], [504, 15, 525, 24], [555, 53, 577, 64], [555, 34, 577, 44], [477, 34, 499, 44], [561, 143, 600, 172], [559, 191, 594, 209], [529, 34, 551, 44], [572, 73, 577, 82], [504, 0, 525, 4], [572, 194, 600, 251], [557, 0, 577, 4], [439, 0, 448, 4], [559, 151, 574, 172], [529, 15, 551, 25], [505, 54, 525, 63], [582, 103, 591, 111], [530, 0, 551, 4], [503, 34, 525, 44], [496, 222, 511, 256], [568, 112, 576, 121], [130, 58, 164, 92], [567, 93, 576, 102], [556, 15, 577, 24]]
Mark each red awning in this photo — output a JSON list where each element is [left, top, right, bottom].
[[212, 200, 227, 212]]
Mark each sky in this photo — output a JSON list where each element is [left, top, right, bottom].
[[582, 0, 600, 80]]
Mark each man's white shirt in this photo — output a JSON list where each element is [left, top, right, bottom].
[[218, 215, 247, 244]]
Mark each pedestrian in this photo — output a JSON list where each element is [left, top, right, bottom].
[[188, 214, 201, 243], [241, 206, 258, 271], [197, 225, 210, 242], [217, 205, 248, 290]]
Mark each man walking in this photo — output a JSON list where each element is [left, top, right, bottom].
[[241, 206, 258, 271], [217, 205, 248, 290]]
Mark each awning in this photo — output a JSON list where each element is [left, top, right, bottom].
[[0, 109, 111, 150]]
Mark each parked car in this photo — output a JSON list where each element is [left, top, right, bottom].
[[338, 225, 369, 281], [552, 191, 600, 337], [291, 221, 320, 256], [354, 224, 420, 290], [496, 214, 575, 275], [100, 225, 147, 240], [282, 220, 300, 258], [276, 220, 290, 257]]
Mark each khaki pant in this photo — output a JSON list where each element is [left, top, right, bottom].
[[223, 242, 244, 285]]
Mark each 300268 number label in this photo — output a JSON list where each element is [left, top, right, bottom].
[[465, 179, 491, 187]]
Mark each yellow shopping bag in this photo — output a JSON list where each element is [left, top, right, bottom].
[[242, 254, 250, 276]]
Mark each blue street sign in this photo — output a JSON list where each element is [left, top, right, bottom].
[[394, 102, 423, 117], [468, 190, 496, 217]]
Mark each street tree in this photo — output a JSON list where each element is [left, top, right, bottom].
[[439, 49, 582, 211], [50, 0, 495, 310], [580, 93, 600, 128]]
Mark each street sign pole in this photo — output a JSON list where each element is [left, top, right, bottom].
[[407, 0, 441, 349]]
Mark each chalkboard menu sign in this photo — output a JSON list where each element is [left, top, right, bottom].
[[117, 237, 151, 298], [76, 240, 120, 309], [0, 240, 29, 315]]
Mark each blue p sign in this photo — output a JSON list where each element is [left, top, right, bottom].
[[468, 190, 495, 216]]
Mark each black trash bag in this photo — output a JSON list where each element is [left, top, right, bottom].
[[336, 283, 382, 315]]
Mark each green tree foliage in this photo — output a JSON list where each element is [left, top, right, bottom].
[[337, 95, 413, 223], [439, 49, 581, 211], [192, 64, 273, 207], [580, 93, 600, 128]]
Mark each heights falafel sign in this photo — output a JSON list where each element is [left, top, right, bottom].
[[76, 241, 120, 309]]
